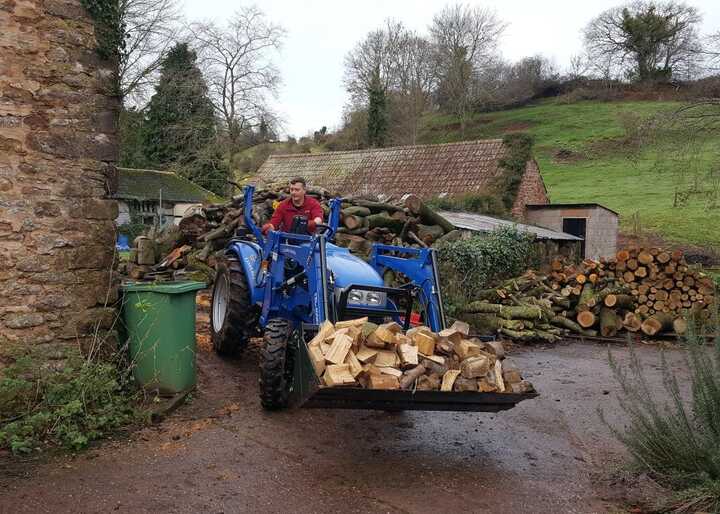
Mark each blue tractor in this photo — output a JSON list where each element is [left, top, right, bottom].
[[210, 186, 534, 412]]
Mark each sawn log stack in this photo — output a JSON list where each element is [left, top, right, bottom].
[[122, 184, 459, 282], [461, 245, 716, 342], [309, 317, 534, 394]]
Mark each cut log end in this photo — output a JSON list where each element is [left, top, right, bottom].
[[577, 311, 596, 329]]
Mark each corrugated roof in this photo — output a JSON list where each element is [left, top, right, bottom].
[[256, 140, 509, 198], [113, 168, 220, 203], [525, 203, 619, 216], [438, 210, 583, 241]]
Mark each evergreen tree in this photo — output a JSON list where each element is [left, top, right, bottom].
[[367, 68, 388, 148], [119, 107, 148, 169], [142, 43, 228, 195]]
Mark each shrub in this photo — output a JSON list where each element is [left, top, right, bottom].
[[437, 226, 537, 316], [0, 344, 143, 454], [602, 315, 720, 513]]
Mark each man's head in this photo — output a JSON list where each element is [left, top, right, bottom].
[[289, 177, 306, 205]]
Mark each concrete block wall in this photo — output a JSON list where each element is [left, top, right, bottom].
[[525, 206, 618, 260], [0, 0, 119, 348], [586, 208, 618, 261]]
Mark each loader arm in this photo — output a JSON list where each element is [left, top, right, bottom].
[[368, 245, 447, 332]]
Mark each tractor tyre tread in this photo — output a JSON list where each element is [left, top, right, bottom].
[[259, 318, 294, 411], [210, 256, 260, 357]]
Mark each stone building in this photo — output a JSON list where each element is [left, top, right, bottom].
[[1, 0, 119, 347], [524, 204, 619, 260], [256, 140, 549, 217]]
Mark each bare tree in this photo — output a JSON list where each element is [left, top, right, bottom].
[[583, 1, 703, 82], [190, 7, 285, 147], [343, 21, 438, 145], [567, 53, 591, 80], [430, 4, 506, 67], [390, 32, 438, 144], [343, 19, 407, 105], [119, 0, 181, 103], [430, 3, 506, 133], [704, 31, 720, 74]]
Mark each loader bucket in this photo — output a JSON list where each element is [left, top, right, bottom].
[[289, 339, 537, 413]]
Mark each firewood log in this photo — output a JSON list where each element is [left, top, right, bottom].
[[603, 294, 634, 309], [341, 206, 371, 217], [623, 312, 642, 332], [416, 224, 445, 244], [366, 213, 406, 233], [641, 312, 674, 336], [576, 311, 596, 328], [600, 308, 621, 337], [402, 194, 455, 233], [399, 365, 426, 390]]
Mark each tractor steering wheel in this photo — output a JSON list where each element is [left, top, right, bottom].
[[314, 223, 331, 236]]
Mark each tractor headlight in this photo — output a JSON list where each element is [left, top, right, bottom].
[[365, 292, 383, 305], [345, 289, 387, 307], [348, 290, 365, 304]]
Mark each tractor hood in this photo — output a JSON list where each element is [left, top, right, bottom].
[[325, 244, 384, 289]]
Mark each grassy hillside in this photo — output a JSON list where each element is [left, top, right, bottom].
[[418, 100, 720, 248]]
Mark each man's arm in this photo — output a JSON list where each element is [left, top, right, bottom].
[[267, 201, 285, 231], [309, 198, 323, 224]]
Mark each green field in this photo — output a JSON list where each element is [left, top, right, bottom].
[[418, 100, 720, 248]]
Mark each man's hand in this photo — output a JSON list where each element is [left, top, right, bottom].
[[307, 219, 317, 232], [261, 223, 274, 235]]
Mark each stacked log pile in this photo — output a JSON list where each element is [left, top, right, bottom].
[[311, 317, 534, 393], [461, 246, 716, 341], [120, 185, 458, 282]]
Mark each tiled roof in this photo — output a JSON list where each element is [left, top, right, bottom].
[[256, 140, 509, 198], [113, 168, 220, 203]]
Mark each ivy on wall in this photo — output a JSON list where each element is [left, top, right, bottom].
[[80, 0, 125, 60], [498, 133, 534, 210]]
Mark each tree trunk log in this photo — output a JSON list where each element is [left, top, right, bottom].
[[577, 311, 596, 328], [403, 194, 455, 233], [366, 213, 406, 233], [600, 308, 620, 337], [641, 312, 674, 336]]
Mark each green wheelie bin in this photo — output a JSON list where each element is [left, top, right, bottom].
[[120, 281, 206, 395]]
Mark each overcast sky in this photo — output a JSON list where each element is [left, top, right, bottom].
[[183, 0, 720, 138]]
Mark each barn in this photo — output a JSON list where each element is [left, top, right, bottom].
[[257, 139, 549, 217]]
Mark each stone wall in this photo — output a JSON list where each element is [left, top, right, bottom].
[[511, 160, 549, 219], [0, 0, 119, 348]]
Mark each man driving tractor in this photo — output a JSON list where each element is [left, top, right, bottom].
[[262, 177, 324, 235]]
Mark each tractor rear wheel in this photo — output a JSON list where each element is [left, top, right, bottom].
[[210, 256, 259, 357], [259, 318, 295, 410]]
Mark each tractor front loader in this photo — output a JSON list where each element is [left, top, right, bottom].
[[210, 185, 535, 412]]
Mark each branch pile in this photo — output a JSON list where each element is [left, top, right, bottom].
[[120, 185, 458, 282], [461, 246, 716, 342], [311, 317, 534, 394]]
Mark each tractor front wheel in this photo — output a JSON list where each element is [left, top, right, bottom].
[[259, 318, 295, 410]]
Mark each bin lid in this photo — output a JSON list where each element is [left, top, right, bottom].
[[121, 281, 206, 294]]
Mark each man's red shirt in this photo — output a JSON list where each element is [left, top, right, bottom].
[[269, 196, 324, 232]]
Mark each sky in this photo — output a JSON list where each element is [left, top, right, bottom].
[[183, 0, 720, 138]]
